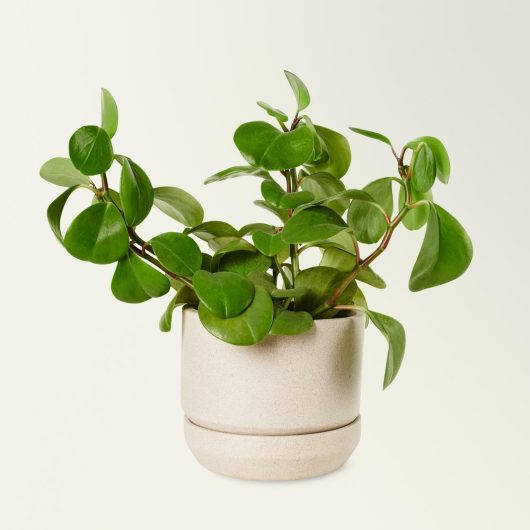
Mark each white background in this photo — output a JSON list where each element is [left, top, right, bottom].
[[1, 1, 529, 528]]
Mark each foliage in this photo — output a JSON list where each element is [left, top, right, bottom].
[[41, 74, 472, 388]]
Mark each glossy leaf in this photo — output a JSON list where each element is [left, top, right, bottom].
[[410, 142, 436, 193], [198, 286, 274, 345], [193, 270, 254, 319], [47, 185, 83, 243], [101, 88, 118, 139], [347, 190, 388, 244], [205, 165, 271, 184], [399, 186, 433, 230], [252, 231, 286, 256], [185, 221, 239, 241], [153, 186, 204, 227], [261, 126, 314, 170], [363, 177, 394, 217], [64, 202, 128, 264], [68, 125, 114, 176], [261, 179, 284, 207], [210, 239, 256, 270], [270, 310, 313, 336], [300, 172, 348, 214], [159, 285, 199, 332], [219, 251, 271, 276], [40, 157, 92, 187], [120, 158, 154, 226], [367, 310, 406, 389], [305, 126, 351, 178], [234, 121, 281, 166], [409, 203, 473, 291], [284, 70, 310, 112], [349, 127, 392, 147], [282, 206, 347, 244], [279, 191, 314, 209], [300, 115, 326, 162], [150, 232, 202, 276], [257, 101, 288, 122], [407, 136, 450, 183], [111, 250, 170, 303]]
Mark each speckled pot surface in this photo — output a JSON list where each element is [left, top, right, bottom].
[[181, 308, 365, 480]]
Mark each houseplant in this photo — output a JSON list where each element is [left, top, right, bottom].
[[40, 72, 472, 480]]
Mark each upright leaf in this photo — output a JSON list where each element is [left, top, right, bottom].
[[150, 232, 202, 276], [304, 126, 351, 178], [282, 206, 347, 243], [69, 125, 114, 176], [101, 88, 118, 139], [153, 186, 204, 227], [409, 203, 473, 291], [120, 158, 154, 226], [40, 157, 92, 187], [233, 121, 281, 166], [284, 70, 310, 112], [64, 203, 128, 264], [410, 142, 436, 193], [261, 126, 314, 170], [257, 101, 288, 122], [407, 136, 450, 183]]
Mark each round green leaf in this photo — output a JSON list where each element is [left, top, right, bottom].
[[64, 202, 128, 264], [409, 203, 473, 291], [282, 206, 347, 244], [101, 88, 118, 139], [410, 143, 436, 193], [284, 70, 310, 112], [219, 251, 271, 276], [150, 232, 202, 276], [399, 186, 433, 230], [234, 121, 281, 166], [120, 158, 154, 226], [153, 186, 204, 227], [40, 157, 92, 187], [193, 270, 255, 319], [68, 125, 114, 176], [198, 286, 274, 345], [111, 250, 170, 303], [261, 126, 314, 170], [347, 191, 388, 244], [304, 126, 351, 178], [270, 310, 313, 336], [257, 101, 288, 122]]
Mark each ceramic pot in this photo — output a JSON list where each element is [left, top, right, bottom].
[[181, 307, 364, 480]]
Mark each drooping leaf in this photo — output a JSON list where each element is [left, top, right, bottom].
[[399, 186, 433, 230], [407, 136, 450, 183], [304, 125, 351, 178], [205, 165, 271, 184], [367, 310, 406, 389], [409, 203, 473, 291], [252, 231, 286, 256], [40, 157, 92, 187], [184, 221, 239, 241], [300, 172, 349, 214], [284, 70, 310, 112], [159, 285, 199, 332], [64, 202, 128, 264], [120, 158, 154, 226], [261, 126, 314, 170], [111, 250, 170, 303], [47, 185, 84, 243], [193, 270, 255, 319], [101, 88, 118, 139], [199, 286, 274, 345], [150, 232, 202, 276], [270, 310, 313, 336], [363, 177, 394, 217], [153, 186, 204, 227], [410, 142, 436, 193], [257, 101, 288, 122], [68, 125, 114, 176], [349, 127, 392, 147], [282, 206, 347, 244]]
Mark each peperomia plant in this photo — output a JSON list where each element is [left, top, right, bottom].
[[41, 72, 472, 388]]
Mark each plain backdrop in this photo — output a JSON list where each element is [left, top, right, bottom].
[[1, 0, 529, 528]]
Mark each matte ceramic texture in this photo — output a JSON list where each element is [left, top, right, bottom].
[[181, 308, 365, 480]]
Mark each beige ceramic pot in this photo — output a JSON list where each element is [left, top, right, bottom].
[[181, 307, 365, 480]]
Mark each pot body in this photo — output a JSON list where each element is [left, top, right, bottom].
[[181, 308, 365, 480]]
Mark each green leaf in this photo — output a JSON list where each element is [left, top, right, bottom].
[[120, 158, 154, 226], [252, 231, 286, 256], [270, 310, 313, 336], [234, 121, 281, 166], [279, 191, 314, 209], [407, 136, 450, 183], [68, 125, 114, 176], [271, 287, 308, 298], [205, 165, 271, 184], [247, 271, 277, 293], [305, 126, 351, 178], [210, 239, 256, 270], [253, 200, 289, 223], [409, 203, 473, 291], [64, 202, 128, 264], [153, 186, 204, 227], [399, 186, 433, 230], [185, 221, 239, 241], [159, 285, 198, 332], [257, 101, 288, 122], [349, 127, 392, 147], [351, 287, 369, 327], [199, 286, 274, 345], [261, 179, 284, 207], [300, 172, 348, 214], [347, 190, 388, 244], [193, 270, 255, 319], [295, 267, 357, 314], [239, 223, 275, 236], [367, 310, 406, 389], [150, 232, 202, 276], [47, 185, 84, 243], [92, 188, 122, 209], [261, 126, 314, 170], [284, 70, 310, 112], [410, 143, 436, 193], [219, 252, 271, 276], [40, 157, 92, 187], [101, 88, 118, 139], [282, 206, 347, 244], [363, 177, 394, 217], [261, 180, 313, 209], [111, 250, 170, 303], [301, 229, 356, 254], [300, 115, 326, 162]]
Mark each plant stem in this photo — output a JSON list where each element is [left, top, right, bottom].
[[273, 257, 292, 289], [101, 172, 109, 193]]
